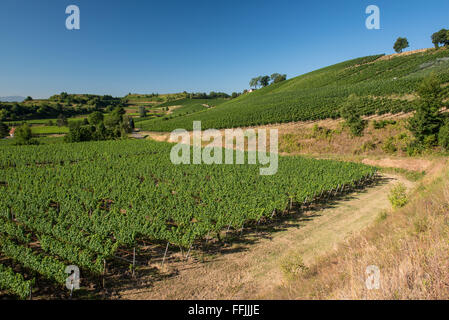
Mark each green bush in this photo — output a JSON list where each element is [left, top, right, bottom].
[[388, 183, 408, 209], [0, 122, 9, 138], [382, 137, 398, 154], [280, 252, 308, 279], [340, 94, 367, 137], [360, 140, 377, 153], [373, 120, 397, 129], [407, 73, 444, 145], [407, 141, 424, 156], [438, 120, 449, 151], [14, 124, 39, 145], [88, 111, 104, 125]]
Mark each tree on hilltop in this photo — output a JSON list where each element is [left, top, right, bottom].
[[249, 77, 262, 89], [393, 37, 409, 53], [271, 73, 287, 83], [260, 75, 270, 87], [432, 29, 449, 49]]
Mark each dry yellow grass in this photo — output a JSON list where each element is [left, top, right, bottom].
[[272, 160, 449, 300]]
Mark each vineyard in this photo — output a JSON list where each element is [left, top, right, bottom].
[[0, 139, 377, 299], [139, 49, 449, 132], [157, 98, 228, 118]]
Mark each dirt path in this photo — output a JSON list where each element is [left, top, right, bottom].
[[117, 173, 414, 300]]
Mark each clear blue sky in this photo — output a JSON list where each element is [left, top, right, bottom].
[[1, 0, 448, 98]]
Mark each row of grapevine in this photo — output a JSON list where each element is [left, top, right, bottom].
[[0, 264, 34, 300], [138, 49, 449, 132], [0, 139, 377, 298]]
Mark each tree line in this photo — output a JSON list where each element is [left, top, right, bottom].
[[0, 93, 125, 122], [249, 73, 287, 89], [0, 107, 134, 144], [64, 107, 134, 143]]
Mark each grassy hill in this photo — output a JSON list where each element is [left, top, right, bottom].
[[124, 93, 188, 106], [139, 49, 449, 132], [156, 98, 228, 117]]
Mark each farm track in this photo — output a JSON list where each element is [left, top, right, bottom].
[[117, 173, 415, 300]]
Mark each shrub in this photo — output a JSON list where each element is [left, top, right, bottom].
[[373, 120, 397, 129], [88, 111, 104, 125], [407, 141, 424, 156], [57, 114, 68, 127], [423, 134, 438, 149], [340, 94, 366, 137], [64, 125, 94, 143], [388, 183, 408, 209], [382, 137, 398, 154], [138, 106, 147, 118], [0, 122, 9, 138], [280, 252, 308, 279], [360, 140, 377, 153], [438, 120, 449, 151], [14, 124, 39, 145], [377, 210, 388, 222], [280, 133, 301, 153], [407, 73, 443, 146]]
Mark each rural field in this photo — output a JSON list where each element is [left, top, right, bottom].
[[1, 47, 449, 300], [1, 1, 449, 306]]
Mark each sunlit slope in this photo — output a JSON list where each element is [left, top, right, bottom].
[[139, 49, 449, 131]]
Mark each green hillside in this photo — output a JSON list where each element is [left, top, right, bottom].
[[139, 49, 449, 132], [157, 98, 228, 117]]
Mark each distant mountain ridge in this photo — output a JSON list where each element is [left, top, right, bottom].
[[0, 96, 26, 102]]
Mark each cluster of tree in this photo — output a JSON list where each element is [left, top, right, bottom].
[[393, 27, 449, 53], [49, 93, 123, 109], [231, 92, 242, 99], [431, 28, 449, 49], [0, 93, 128, 122], [125, 93, 160, 98], [0, 122, 9, 138], [393, 37, 409, 53], [0, 102, 92, 122], [0, 123, 39, 146], [249, 73, 287, 89], [188, 92, 230, 99], [14, 124, 40, 145], [64, 107, 134, 143], [407, 73, 449, 153]]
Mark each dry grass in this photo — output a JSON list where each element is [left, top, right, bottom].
[[272, 161, 449, 300], [278, 119, 412, 157]]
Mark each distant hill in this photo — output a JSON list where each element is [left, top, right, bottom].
[[0, 96, 26, 102], [139, 48, 449, 132]]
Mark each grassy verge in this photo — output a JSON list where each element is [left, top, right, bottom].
[[378, 167, 426, 182]]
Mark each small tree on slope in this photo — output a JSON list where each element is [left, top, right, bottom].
[[340, 94, 366, 137], [407, 73, 444, 148], [394, 37, 409, 53]]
